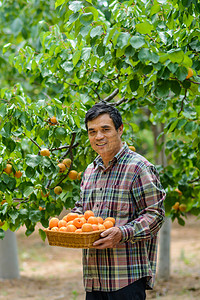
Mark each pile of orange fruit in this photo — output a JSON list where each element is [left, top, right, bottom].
[[47, 210, 115, 233]]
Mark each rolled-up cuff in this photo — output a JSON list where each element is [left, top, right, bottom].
[[118, 225, 135, 243]]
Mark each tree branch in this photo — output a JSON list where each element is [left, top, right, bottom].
[[23, 133, 41, 150], [104, 88, 119, 102]]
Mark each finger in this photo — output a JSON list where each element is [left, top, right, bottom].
[[100, 228, 112, 238]]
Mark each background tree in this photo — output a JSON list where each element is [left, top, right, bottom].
[[0, 0, 199, 279]]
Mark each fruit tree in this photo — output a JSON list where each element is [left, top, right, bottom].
[[0, 0, 200, 244]]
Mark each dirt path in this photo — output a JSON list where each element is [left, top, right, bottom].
[[0, 215, 200, 300]]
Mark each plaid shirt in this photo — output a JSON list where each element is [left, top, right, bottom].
[[72, 143, 165, 292]]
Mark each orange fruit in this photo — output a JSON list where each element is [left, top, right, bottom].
[[63, 213, 79, 222], [129, 146, 136, 152], [104, 217, 115, 225], [179, 203, 187, 212], [66, 220, 74, 225], [54, 186, 62, 195], [186, 67, 193, 79], [58, 219, 67, 228], [82, 223, 93, 232], [73, 218, 85, 228], [49, 217, 59, 228], [50, 116, 57, 125], [4, 163, 12, 175], [84, 210, 95, 220], [75, 228, 82, 233], [98, 224, 106, 230], [62, 158, 72, 168], [40, 148, 50, 156], [68, 170, 78, 180], [58, 163, 66, 173], [172, 202, 179, 211], [0, 220, 5, 227], [92, 224, 99, 231], [87, 216, 98, 225], [59, 226, 68, 232], [80, 217, 86, 224], [39, 206, 45, 211], [66, 224, 77, 232], [175, 188, 182, 196], [77, 171, 82, 180], [14, 170, 22, 178], [103, 220, 114, 229], [51, 227, 59, 231], [96, 217, 104, 224]]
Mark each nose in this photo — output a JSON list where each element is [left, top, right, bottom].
[[96, 130, 104, 139]]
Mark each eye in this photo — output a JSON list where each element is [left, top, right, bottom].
[[88, 130, 96, 136]]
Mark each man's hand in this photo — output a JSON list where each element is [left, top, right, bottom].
[[93, 227, 122, 249]]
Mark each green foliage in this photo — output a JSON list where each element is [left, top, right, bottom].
[[0, 0, 200, 238]]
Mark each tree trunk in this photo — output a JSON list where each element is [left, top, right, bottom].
[[158, 217, 171, 279], [152, 123, 171, 280], [0, 230, 20, 279]]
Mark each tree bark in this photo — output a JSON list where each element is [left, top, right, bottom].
[[152, 123, 171, 280], [0, 230, 20, 279]]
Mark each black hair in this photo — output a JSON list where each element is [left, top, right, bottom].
[[85, 101, 123, 131]]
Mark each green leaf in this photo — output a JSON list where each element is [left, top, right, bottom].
[[130, 78, 139, 92], [3, 43, 11, 54], [55, 0, 66, 8], [177, 119, 187, 130], [171, 80, 181, 95], [184, 121, 198, 135], [61, 61, 74, 72], [155, 100, 167, 111], [82, 47, 92, 61], [6, 177, 16, 192], [80, 13, 93, 25], [90, 26, 103, 38], [102, 83, 111, 94], [2, 137, 16, 153], [135, 21, 154, 35], [24, 186, 34, 197], [138, 48, 151, 63], [39, 228, 46, 241], [9, 210, 19, 223], [11, 18, 23, 36], [116, 32, 130, 48], [91, 72, 103, 83], [69, 1, 83, 13], [72, 50, 81, 66], [168, 50, 184, 64], [26, 155, 42, 168], [25, 166, 36, 178], [69, 12, 80, 23], [29, 210, 41, 223], [0, 229, 5, 240], [130, 36, 145, 49], [97, 43, 105, 57], [175, 66, 188, 81], [55, 127, 66, 139]]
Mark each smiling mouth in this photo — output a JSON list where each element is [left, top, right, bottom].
[[96, 143, 106, 146]]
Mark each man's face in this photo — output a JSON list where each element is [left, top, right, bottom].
[[87, 113, 123, 166]]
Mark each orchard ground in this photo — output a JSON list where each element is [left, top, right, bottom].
[[0, 214, 200, 300]]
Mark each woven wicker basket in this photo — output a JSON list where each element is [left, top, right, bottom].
[[44, 229, 104, 248]]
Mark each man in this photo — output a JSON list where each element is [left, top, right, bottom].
[[72, 101, 165, 300]]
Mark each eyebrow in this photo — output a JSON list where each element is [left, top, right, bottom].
[[88, 125, 111, 131]]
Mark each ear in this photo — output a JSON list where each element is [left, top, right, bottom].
[[118, 124, 123, 137]]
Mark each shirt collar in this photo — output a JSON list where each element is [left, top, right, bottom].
[[93, 142, 128, 169]]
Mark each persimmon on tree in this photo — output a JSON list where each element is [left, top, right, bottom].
[[0, 0, 200, 242]]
